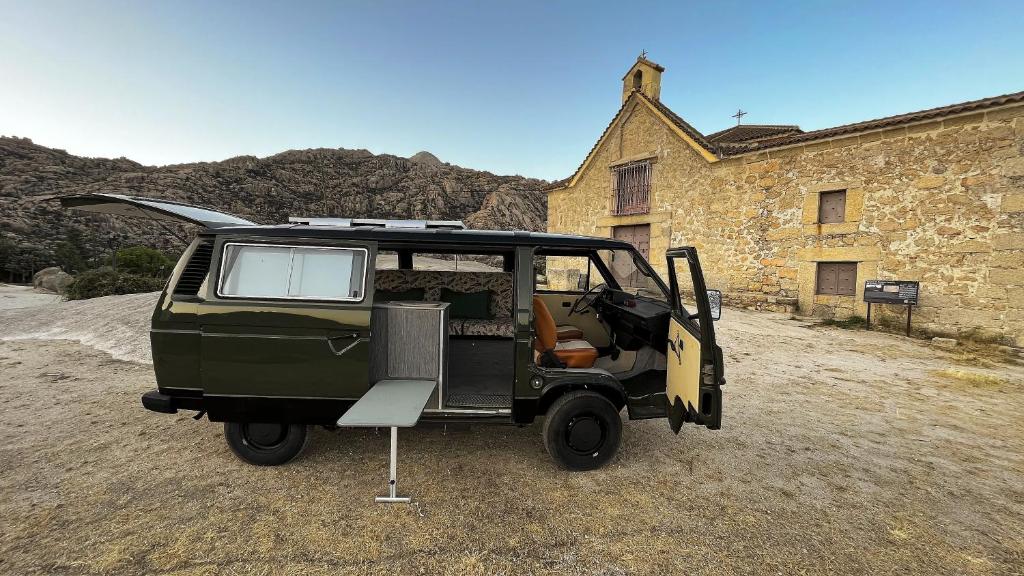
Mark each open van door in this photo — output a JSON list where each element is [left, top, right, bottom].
[[59, 193, 256, 228], [664, 247, 724, 433]]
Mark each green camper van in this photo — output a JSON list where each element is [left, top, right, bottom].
[[62, 193, 724, 473]]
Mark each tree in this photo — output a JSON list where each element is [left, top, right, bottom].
[[113, 246, 175, 278], [53, 228, 90, 273], [0, 235, 12, 282]]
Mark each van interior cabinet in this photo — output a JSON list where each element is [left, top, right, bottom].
[[370, 301, 449, 410]]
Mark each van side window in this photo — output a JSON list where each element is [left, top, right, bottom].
[[413, 253, 503, 272], [217, 243, 367, 301], [536, 254, 604, 292], [376, 250, 400, 270]]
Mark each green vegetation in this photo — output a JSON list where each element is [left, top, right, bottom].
[[110, 246, 175, 277], [64, 266, 167, 300], [0, 235, 12, 278], [64, 246, 174, 300], [52, 229, 104, 274], [819, 315, 867, 329]]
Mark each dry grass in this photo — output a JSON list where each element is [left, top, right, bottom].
[[2, 300, 1024, 575], [932, 368, 1011, 388]]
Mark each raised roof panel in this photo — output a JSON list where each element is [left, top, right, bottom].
[[288, 217, 466, 230], [287, 217, 353, 227]]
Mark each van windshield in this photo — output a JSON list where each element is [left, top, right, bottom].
[[596, 249, 666, 302]]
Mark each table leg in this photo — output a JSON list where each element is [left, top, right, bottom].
[[375, 426, 411, 503]]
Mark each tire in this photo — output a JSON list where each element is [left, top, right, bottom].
[[543, 391, 622, 471], [223, 422, 308, 466]]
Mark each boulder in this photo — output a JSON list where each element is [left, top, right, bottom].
[[931, 337, 958, 349], [32, 267, 74, 293], [409, 151, 442, 165]]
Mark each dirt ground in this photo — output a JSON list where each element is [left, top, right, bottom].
[[0, 284, 60, 311], [0, 290, 1022, 575]]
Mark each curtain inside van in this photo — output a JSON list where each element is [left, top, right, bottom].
[[219, 244, 365, 301]]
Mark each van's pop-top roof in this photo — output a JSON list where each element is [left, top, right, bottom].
[[60, 193, 635, 250]]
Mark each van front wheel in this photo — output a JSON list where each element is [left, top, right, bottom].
[[224, 422, 308, 466], [543, 391, 622, 471]]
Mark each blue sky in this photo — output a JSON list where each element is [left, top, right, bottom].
[[1, 0, 1021, 180]]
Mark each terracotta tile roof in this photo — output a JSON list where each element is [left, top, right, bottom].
[[635, 91, 718, 153], [706, 124, 803, 144], [715, 90, 1024, 155], [548, 88, 1024, 189], [544, 177, 570, 191]]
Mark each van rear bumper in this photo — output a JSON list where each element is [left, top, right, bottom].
[[141, 389, 204, 414]]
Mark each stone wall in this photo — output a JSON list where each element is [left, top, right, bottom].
[[548, 100, 1024, 346]]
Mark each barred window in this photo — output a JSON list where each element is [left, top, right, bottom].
[[612, 161, 651, 215]]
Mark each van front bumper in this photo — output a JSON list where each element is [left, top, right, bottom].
[[141, 389, 204, 414]]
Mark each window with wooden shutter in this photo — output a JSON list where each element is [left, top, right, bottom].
[[816, 262, 857, 295], [818, 190, 847, 224], [816, 263, 837, 295], [835, 263, 857, 295]]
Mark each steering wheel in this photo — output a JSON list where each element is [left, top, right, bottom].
[[569, 283, 606, 316]]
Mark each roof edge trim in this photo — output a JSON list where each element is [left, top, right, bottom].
[[719, 91, 1024, 156]]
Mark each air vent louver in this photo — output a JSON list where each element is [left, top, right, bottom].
[[173, 240, 214, 296]]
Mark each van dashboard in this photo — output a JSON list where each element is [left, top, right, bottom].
[[596, 289, 670, 352]]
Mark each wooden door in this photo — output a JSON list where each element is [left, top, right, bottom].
[[613, 224, 650, 288], [613, 224, 650, 259]]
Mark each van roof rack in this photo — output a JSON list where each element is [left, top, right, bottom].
[[287, 217, 466, 230]]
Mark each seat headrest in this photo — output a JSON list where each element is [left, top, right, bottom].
[[532, 296, 557, 352]]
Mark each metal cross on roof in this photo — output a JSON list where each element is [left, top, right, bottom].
[[640, 49, 647, 59], [732, 109, 747, 125]]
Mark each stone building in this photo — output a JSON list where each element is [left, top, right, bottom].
[[546, 56, 1024, 345]]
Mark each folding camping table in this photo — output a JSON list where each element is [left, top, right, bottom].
[[336, 378, 437, 503]]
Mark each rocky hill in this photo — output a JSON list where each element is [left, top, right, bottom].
[[0, 137, 547, 279]]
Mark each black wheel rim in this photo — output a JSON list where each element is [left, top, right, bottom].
[[243, 423, 288, 450], [566, 415, 605, 455]]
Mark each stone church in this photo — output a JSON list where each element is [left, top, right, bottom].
[[546, 56, 1024, 345]]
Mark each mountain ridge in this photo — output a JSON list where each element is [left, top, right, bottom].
[[0, 136, 548, 278]]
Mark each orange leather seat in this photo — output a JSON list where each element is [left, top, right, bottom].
[[533, 296, 598, 368]]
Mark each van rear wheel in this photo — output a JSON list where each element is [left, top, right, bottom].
[[543, 391, 622, 471], [224, 422, 308, 466]]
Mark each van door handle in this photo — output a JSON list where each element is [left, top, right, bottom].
[[667, 336, 682, 362], [328, 333, 367, 355]]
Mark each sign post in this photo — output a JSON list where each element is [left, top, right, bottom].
[[863, 280, 919, 337]]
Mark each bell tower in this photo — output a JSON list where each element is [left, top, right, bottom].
[[621, 53, 665, 103]]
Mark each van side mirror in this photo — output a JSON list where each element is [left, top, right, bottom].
[[577, 274, 589, 291], [707, 289, 722, 321]]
